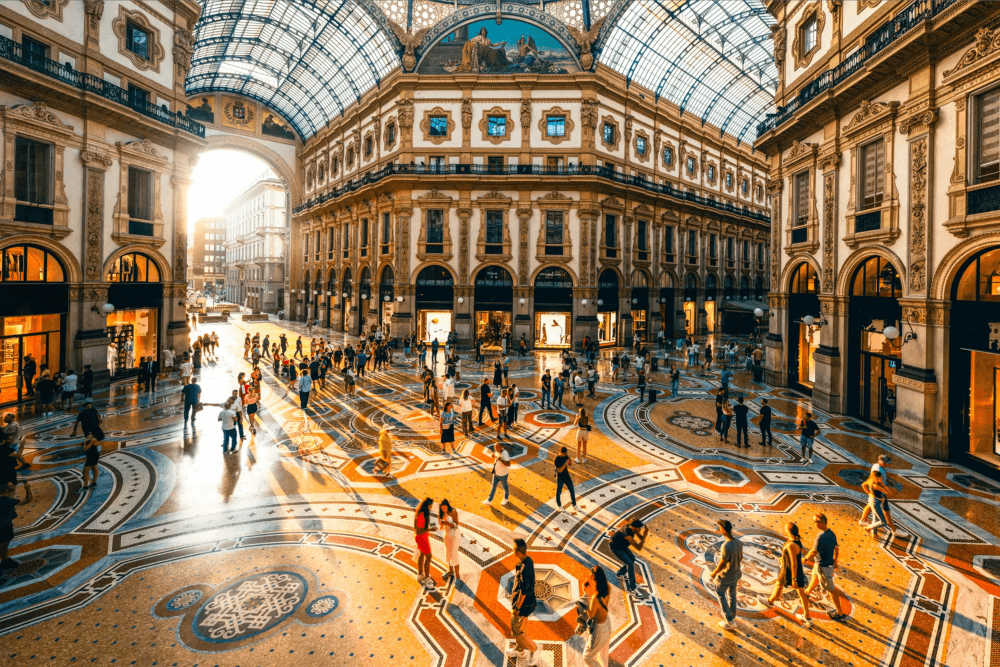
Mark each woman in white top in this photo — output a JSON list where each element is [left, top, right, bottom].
[[180, 357, 194, 385], [495, 389, 510, 440], [439, 499, 462, 582], [459, 389, 475, 437]]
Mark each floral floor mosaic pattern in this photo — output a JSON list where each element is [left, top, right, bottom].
[[1, 318, 998, 667]]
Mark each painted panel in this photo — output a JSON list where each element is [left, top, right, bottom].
[[417, 18, 578, 75]]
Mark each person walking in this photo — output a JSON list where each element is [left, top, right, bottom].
[[765, 522, 811, 628], [22, 354, 36, 397], [800, 412, 819, 462], [80, 433, 102, 490], [279, 333, 288, 356], [492, 357, 503, 389], [540, 370, 552, 409], [859, 454, 902, 534], [609, 517, 648, 600], [295, 369, 312, 410], [553, 446, 577, 510], [244, 383, 259, 435], [670, 366, 680, 398], [586, 364, 598, 399], [504, 538, 539, 665], [414, 497, 435, 590], [439, 499, 461, 583], [759, 398, 773, 446], [719, 395, 733, 443], [575, 407, 591, 463], [861, 469, 893, 540], [372, 427, 395, 478], [70, 402, 102, 438], [582, 566, 612, 667], [572, 371, 586, 407], [180, 356, 194, 386], [709, 519, 743, 630], [481, 442, 510, 506], [218, 400, 238, 453], [145, 357, 159, 392], [459, 389, 475, 437], [495, 389, 509, 440], [181, 378, 201, 423], [720, 366, 732, 394], [803, 512, 846, 620], [294, 336, 304, 359], [553, 374, 565, 410], [81, 365, 94, 400], [440, 401, 458, 455], [61, 369, 78, 410], [733, 396, 750, 448], [478, 378, 494, 425]]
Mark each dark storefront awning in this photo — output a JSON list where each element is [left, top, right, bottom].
[[719, 299, 769, 313]]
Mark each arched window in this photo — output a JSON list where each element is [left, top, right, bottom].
[[705, 274, 717, 292], [788, 262, 818, 295], [475, 265, 514, 286], [327, 269, 337, 295], [632, 269, 650, 287], [724, 274, 735, 300], [535, 267, 573, 289], [599, 269, 619, 291], [740, 275, 750, 299], [0, 244, 65, 282], [661, 272, 674, 288], [953, 247, 1000, 302], [851, 256, 901, 298], [754, 276, 764, 300], [359, 266, 372, 299], [416, 265, 453, 285], [380, 266, 395, 286], [107, 252, 160, 282], [342, 268, 353, 292]]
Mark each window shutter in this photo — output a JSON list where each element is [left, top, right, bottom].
[[980, 90, 1000, 180], [796, 172, 809, 224]]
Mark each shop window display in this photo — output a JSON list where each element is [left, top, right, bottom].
[[597, 311, 618, 346], [0, 314, 61, 405], [476, 311, 511, 346], [106, 309, 157, 376], [419, 310, 452, 344], [534, 312, 570, 348]]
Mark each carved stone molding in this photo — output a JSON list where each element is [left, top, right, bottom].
[[112, 5, 165, 73], [843, 100, 899, 136], [419, 107, 455, 145], [661, 139, 676, 171], [599, 115, 620, 152], [83, 0, 104, 30], [898, 107, 939, 136], [80, 149, 113, 170], [944, 26, 1000, 82], [633, 128, 651, 163], [84, 168, 105, 281], [174, 27, 194, 78], [22, 0, 67, 21], [792, 2, 825, 71], [580, 97, 598, 147], [537, 107, 574, 146], [822, 172, 836, 293], [908, 137, 928, 294], [478, 106, 515, 145]]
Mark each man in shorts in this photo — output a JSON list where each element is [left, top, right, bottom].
[[804, 512, 846, 620], [505, 538, 538, 665], [860, 454, 904, 535]]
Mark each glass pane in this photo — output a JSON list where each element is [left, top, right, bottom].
[[136, 254, 149, 281], [46, 252, 64, 282], [3, 247, 25, 282], [0, 336, 19, 404], [25, 247, 45, 281]]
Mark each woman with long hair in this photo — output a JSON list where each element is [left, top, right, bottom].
[[440, 401, 457, 455], [439, 499, 461, 582], [765, 522, 811, 628], [459, 389, 475, 437], [414, 497, 435, 590], [583, 566, 612, 666], [244, 382, 259, 436], [575, 407, 590, 463]]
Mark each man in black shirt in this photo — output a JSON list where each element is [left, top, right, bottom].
[[759, 398, 773, 446], [71, 402, 102, 438], [478, 378, 494, 425], [144, 357, 159, 392], [609, 517, 648, 600], [800, 412, 820, 462], [22, 354, 36, 397], [505, 538, 538, 664], [733, 396, 750, 448], [81, 365, 94, 400]]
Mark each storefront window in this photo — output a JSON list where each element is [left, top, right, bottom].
[[797, 322, 821, 386], [107, 252, 160, 282], [632, 309, 647, 339], [0, 315, 61, 404], [476, 310, 511, 346], [597, 311, 617, 346], [684, 301, 696, 336], [535, 312, 570, 348], [106, 308, 157, 375], [419, 310, 452, 343]]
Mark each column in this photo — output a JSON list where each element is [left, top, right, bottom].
[[513, 286, 533, 348], [455, 285, 473, 347], [812, 293, 847, 414], [763, 293, 787, 387], [390, 284, 414, 339], [167, 175, 192, 355], [573, 287, 598, 350]]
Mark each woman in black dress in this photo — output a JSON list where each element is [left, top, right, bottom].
[[764, 522, 811, 627], [492, 358, 503, 388], [81, 434, 101, 491]]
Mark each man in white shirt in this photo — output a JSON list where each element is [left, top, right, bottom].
[[162, 348, 175, 371], [482, 442, 511, 506], [229, 390, 246, 441], [218, 401, 238, 453], [61, 370, 78, 410], [443, 377, 456, 402], [180, 358, 194, 385]]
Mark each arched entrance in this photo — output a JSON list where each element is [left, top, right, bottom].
[[106, 251, 165, 378], [683, 273, 698, 336], [631, 269, 650, 342], [787, 262, 820, 393], [358, 266, 372, 336], [704, 274, 718, 332], [0, 243, 68, 404], [379, 266, 395, 332], [597, 269, 619, 346], [848, 256, 902, 426], [340, 269, 353, 333], [948, 246, 1000, 466], [533, 266, 573, 348], [474, 265, 514, 346], [658, 273, 675, 341], [415, 265, 454, 343], [326, 269, 336, 328], [313, 275, 322, 321]]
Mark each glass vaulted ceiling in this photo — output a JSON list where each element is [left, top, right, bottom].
[[600, 0, 777, 144], [186, 0, 776, 144], [187, 0, 398, 139]]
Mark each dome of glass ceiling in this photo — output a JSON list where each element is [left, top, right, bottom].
[[187, 0, 777, 144]]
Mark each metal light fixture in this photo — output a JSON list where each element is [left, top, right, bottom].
[[660, 297, 667, 303], [383, 295, 390, 302], [361, 293, 368, 300], [753, 307, 764, 318], [581, 299, 588, 306], [396, 295, 404, 303], [685, 297, 692, 302], [631, 298, 638, 304], [802, 315, 815, 326], [879, 265, 896, 292], [457, 296, 464, 304], [884, 322, 917, 347], [597, 299, 604, 306], [342, 292, 348, 298], [519, 298, 526, 305], [92, 302, 115, 315]]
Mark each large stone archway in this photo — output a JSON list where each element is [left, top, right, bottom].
[[195, 133, 299, 205]]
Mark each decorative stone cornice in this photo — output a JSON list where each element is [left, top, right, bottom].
[[898, 107, 939, 136]]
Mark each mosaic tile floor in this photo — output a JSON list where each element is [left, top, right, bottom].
[[1, 318, 998, 667]]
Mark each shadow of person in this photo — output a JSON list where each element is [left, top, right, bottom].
[[219, 451, 242, 502]]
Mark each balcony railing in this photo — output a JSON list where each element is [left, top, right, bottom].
[[295, 163, 770, 224], [0, 35, 205, 138], [756, 0, 958, 139]]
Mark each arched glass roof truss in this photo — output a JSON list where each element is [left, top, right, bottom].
[[599, 0, 776, 144], [188, 0, 400, 139]]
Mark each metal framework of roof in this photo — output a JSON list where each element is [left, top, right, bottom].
[[598, 0, 777, 143], [186, 0, 776, 143]]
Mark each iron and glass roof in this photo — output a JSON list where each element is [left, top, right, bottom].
[[187, 0, 776, 143], [599, 0, 777, 143]]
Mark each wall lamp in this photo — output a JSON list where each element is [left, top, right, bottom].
[[802, 313, 828, 327], [883, 323, 917, 347]]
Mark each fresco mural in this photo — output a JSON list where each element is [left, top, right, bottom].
[[418, 18, 578, 75]]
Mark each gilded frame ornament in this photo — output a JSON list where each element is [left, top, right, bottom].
[[111, 5, 165, 73], [791, 1, 825, 71], [419, 107, 456, 146], [478, 106, 515, 146], [538, 107, 574, 146]]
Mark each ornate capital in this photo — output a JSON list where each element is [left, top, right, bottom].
[[898, 107, 939, 135]]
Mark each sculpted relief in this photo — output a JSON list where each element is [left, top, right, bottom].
[[417, 19, 579, 75]]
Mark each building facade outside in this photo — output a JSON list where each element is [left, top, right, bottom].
[[223, 173, 287, 314], [756, 0, 1000, 470], [0, 0, 204, 401], [290, 66, 771, 350], [190, 216, 223, 296]]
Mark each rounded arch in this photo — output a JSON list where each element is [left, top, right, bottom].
[[197, 135, 300, 205], [932, 232, 1000, 301], [684, 272, 699, 289], [327, 267, 337, 288], [378, 263, 395, 285], [103, 245, 171, 283], [836, 246, 907, 298], [530, 263, 579, 288], [631, 268, 651, 287], [341, 267, 353, 286], [411, 261, 456, 285], [597, 265, 624, 285], [705, 273, 718, 291], [779, 255, 822, 295], [471, 261, 519, 286], [658, 269, 677, 289], [359, 265, 372, 284], [0, 235, 82, 283]]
